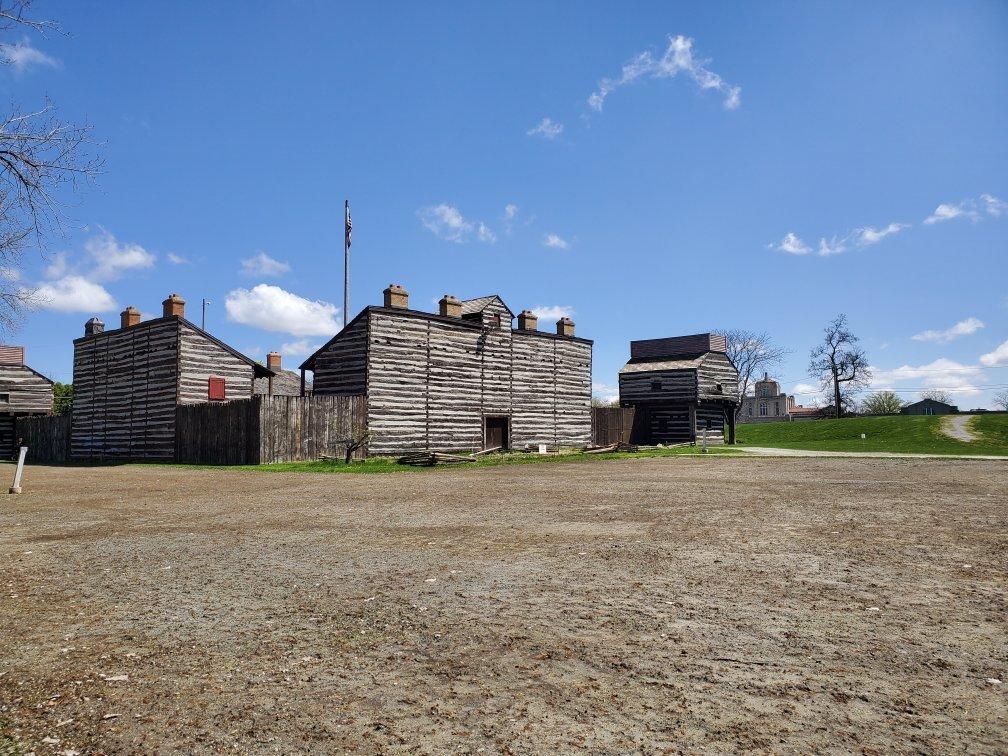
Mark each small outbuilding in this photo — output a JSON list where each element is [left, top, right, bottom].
[[0, 345, 54, 457], [619, 333, 739, 445], [900, 398, 958, 415]]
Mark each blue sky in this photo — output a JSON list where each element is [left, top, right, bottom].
[[2, 1, 1007, 407]]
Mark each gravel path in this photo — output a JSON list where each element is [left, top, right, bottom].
[[741, 444, 1005, 460], [942, 414, 981, 442], [1, 457, 1006, 753]]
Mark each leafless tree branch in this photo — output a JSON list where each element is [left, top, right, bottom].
[[809, 314, 872, 419], [716, 329, 789, 419]]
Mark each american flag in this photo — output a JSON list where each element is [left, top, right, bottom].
[[345, 202, 352, 249]]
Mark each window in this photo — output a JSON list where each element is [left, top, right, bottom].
[[651, 380, 662, 392], [747, 403, 753, 417], [774, 401, 780, 416], [208, 376, 226, 401], [714, 383, 723, 394], [0, 392, 9, 404], [490, 313, 502, 328], [759, 402, 768, 416]]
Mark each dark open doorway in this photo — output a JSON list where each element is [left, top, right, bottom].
[[484, 416, 509, 450]]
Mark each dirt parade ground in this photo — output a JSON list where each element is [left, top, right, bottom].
[[0, 456, 1005, 753]]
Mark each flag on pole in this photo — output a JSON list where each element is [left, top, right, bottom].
[[345, 203, 352, 249]]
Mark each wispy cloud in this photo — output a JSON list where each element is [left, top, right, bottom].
[[870, 358, 983, 398], [85, 229, 156, 280], [773, 232, 810, 255], [592, 382, 619, 404], [418, 204, 496, 244], [0, 38, 59, 73], [527, 117, 563, 139], [502, 203, 519, 234], [225, 284, 339, 336], [543, 233, 569, 250], [240, 251, 290, 277], [588, 35, 740, 113], [924, 193, 1006, 225], [280, 339, 322, 358], [167, 252, 190, 265], [773, 221, 908, 258], [911, 317, 985, 343], [530, 305, 574, 321], [980, 339, 1008, 367]]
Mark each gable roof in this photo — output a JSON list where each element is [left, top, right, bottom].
[[460, 294, 514, 317], [176, 318, 274, 378], [620, 357, 703, 374]]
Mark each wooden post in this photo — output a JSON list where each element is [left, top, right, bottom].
[[727, 406, 736, 444], [300, 369, 306, 397], [9, 446, 27, 494]]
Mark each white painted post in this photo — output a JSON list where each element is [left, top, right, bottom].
[[9, 446, 27, 494]]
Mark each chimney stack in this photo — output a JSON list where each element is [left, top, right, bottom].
[[556, 317, 575, 337], [120, 306, 141, 329], [163, 293, 185, 318], [517, 310, 538, 331], [267, 351, 282, 372], [85, 317, 104, 337], [438, 294, 461, 318], [383, 283, 409, 309]]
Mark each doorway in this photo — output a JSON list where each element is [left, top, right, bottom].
[[483, 416, 509, 450]]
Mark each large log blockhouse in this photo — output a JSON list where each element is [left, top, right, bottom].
[[0, 345, 54, 457], [71, 294, 274, 461], [300, 284, 593, 456], [618, 333, 739, 445]]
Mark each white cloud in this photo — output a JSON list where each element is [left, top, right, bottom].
[[911, 317, 985, 343], [924, 201, 977, 225], [592, 382, 619, 404], [280, 339, 322, 358], [817, 236, 846, 257], [85, 229, 156, 281], [527, 117, 563, 139], [225, 284, 339, 336], [980, 339, 1008, 367], [29, 275, 116, 313], [543, 233, 569, 250], [871, 358, 983, 397], [477, 222, 497, 243], [504, 204, 518, 221], [981, 193, 1007, 217], [240, 251, 290, 277], [44, 252, 68, 279], [530, 305, 574, 321], [167, 252, 190, 265], [0, 38, 59, 73], [589, 35, 740, 113], [775, 232, 810, 255], [856, 222, 908, 245]]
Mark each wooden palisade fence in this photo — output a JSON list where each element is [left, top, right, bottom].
[[175, 394, 367, 465], [590, 406, 635, 447], [16, 414, 71, 463]]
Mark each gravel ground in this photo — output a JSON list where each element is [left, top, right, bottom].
[[942, 415, 981, 443], [0, 456, 1006, 754]]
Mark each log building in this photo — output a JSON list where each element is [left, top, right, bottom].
[[300, 284, 593, 455], [618, 333, 739, 445], [0, 346, 54, 457], [71, 294, 273, 461]]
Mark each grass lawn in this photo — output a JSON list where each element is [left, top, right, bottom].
[[736, 413, 1008, 456], [155, 444, 743, 474]]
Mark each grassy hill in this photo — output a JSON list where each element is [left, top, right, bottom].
[[735, 413, 1008, 456]]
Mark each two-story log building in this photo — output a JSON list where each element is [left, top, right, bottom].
[[619, 333, 739, 445], [299, 284, 593, 455], [71, 293, 273, 461]]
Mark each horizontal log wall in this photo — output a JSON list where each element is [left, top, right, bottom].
[[178, 322, 255, 404], [175, 395, 367, 465], [17, 414, 70, 463], [619, 369, 697, 404], [590, 406, 635, 446], [0, 365, 53, 413], [697, 353, 740, 402], [695, 403, 727, 445], [312, 317, 368, 395]]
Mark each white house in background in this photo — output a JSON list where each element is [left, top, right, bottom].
[[738, 373, 796, 423]]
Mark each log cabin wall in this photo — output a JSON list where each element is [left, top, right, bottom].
[[697, 352, 741, 402], [177, 321, 255, 404], [71, 318, 179, 461], [311, 316, 368, 395], [0, 364, 54, 414], [358, 308, 591, 456]]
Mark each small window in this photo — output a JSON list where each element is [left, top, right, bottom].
[[774, 401, 780, 415], [759, 402, 768, 416], [651, 380, 662, 392], [490, 313, 501, 328], [0, 392, 9, 404], [714, 383, 723, 394], [747, 403, 753, 417], [208, 376, 226, 401]]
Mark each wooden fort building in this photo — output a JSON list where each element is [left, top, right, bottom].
[[300, 284, 593, 455], [618, 333, 739, 445], [71, 294, 273, 461], [0, 346, 54, 457]]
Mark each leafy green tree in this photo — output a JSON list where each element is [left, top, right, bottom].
[[861, 390, 904, 415], [52, 381, 72, 415]]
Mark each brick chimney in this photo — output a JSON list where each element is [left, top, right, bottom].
[[438, 294, 461, 318], [383, 284, 409, 309], [85, 317, 104, 336], [517, 310, 538, 331], [556, 317, 575, 337], [267, 351, 282, 371], [120, 306, 141, 329], [163, 293, 185, 318]]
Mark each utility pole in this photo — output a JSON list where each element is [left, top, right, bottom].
[[202, 298, 210, 330]]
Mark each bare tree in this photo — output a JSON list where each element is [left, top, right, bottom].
[[993, 390, 1008, 411], [919, 389, 953, 405], [337, 429, 372, 464], [861, 390, 904, 415], [716, 329, 788, 419], [0, 1, 101, 331], [808, 315, 871, 419]]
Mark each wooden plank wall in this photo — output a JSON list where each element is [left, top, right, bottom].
[[695, 403, 727, 445], [174, 395, 367, 464], [71, 320, 179, 461], [177, 322, 255, 404], [590, 406, 635, 446], [0, 364, 53, 413], [16, 415, 71, 462]]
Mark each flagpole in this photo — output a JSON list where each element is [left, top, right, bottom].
[[343, 199, 349, 328]]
